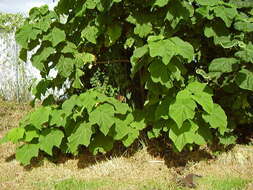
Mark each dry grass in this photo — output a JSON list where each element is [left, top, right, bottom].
[[0, 100, 253, 190], [0, 99, 31, 132]]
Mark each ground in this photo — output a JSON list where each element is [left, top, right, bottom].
[[0, 100, 253, 190]]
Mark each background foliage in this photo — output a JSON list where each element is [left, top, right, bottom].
[[1, 0, 253, 165], [0, 13, 24, 32]]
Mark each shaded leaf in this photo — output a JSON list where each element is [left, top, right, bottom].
[[106, 24, 122, 45], [155, 96, 173, 120], [31, 47, 55, 71], [213, 6, 237, 27], [235, 68, 253, 91], [130, 45, 149, 77], [67, 122, 93, 155], [202, 104, 227, 135], [166, 0, 194, 29], [16, 144, 39, 166], [148, 60, 173, 88], [89, 133, 114, 154]]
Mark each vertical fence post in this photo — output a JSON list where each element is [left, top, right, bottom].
[[14, 28, 20, 102]]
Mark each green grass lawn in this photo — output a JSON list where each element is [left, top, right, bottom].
[[35, 176, 250, 190]]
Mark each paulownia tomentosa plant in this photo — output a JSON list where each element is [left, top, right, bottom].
[[1, 0, 253, 165]]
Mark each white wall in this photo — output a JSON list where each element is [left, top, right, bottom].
[[0, 31, 41, 101]]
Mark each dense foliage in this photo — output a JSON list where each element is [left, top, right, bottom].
[[0, 13, 24, 32], [1, 0, 253, 165]]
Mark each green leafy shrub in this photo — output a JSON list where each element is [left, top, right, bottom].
[[1, 0, 253, 165]]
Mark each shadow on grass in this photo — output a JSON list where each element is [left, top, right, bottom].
[[17, 135, 217, 172], [5, 125, 251, 173]]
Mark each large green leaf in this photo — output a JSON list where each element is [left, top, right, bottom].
[[130, 45, 149, 77], [44, 27, 66, 47], [61, 95, 79, 115], [121, 112, 145, 147], [204, 21, 231, 47], [209, 58, 239, 73], [235, 43, 253, 63], [166, 0, 194, 29], [29, 5, 49, 17], [39, 128, 64, 156], [169, 89, 197, 127], [67, 122, 93, 155], [51, 27, 66, 46], [16, 24, 41, 48], [16, 25, 32, 48], [104, 98, 131, 115], [16, 144, 40, 166], [194, 0, 220, 6], [110, 118, 131, 140], [5, 127, 25, 143], [153, 0, 171, 7], [155, 96, 173, 120], [148, 36, 194, 64], [81, 25, 99, 44], [85, 0, 99, 9], [77, 91, 98, 112], [34, 16, 52, 32], [62, 42, 77, 54], [213, 6, 237, 27], [134, 22, 153, 38], [235, 68, 253, 91], [126, 14, 153, 38], [196, 7, 214, 20], [89, 104, 115, 135], [24, 126, 40, 142], [73, 68, 84, 89], [148, 60, 173, 88], [75, 52, 96, 68], [202, 104, 227, 135], [31, 47, 55, 71], [56, 56, 75, 77], [50, 109, 67, 127], [122, 129, 139, 147], [234, 21, 253, 33], [169, 120, 198, 151], [187, 81, 214, 114], [106, 24, 122, 46], [29, 106, 51, 129]]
